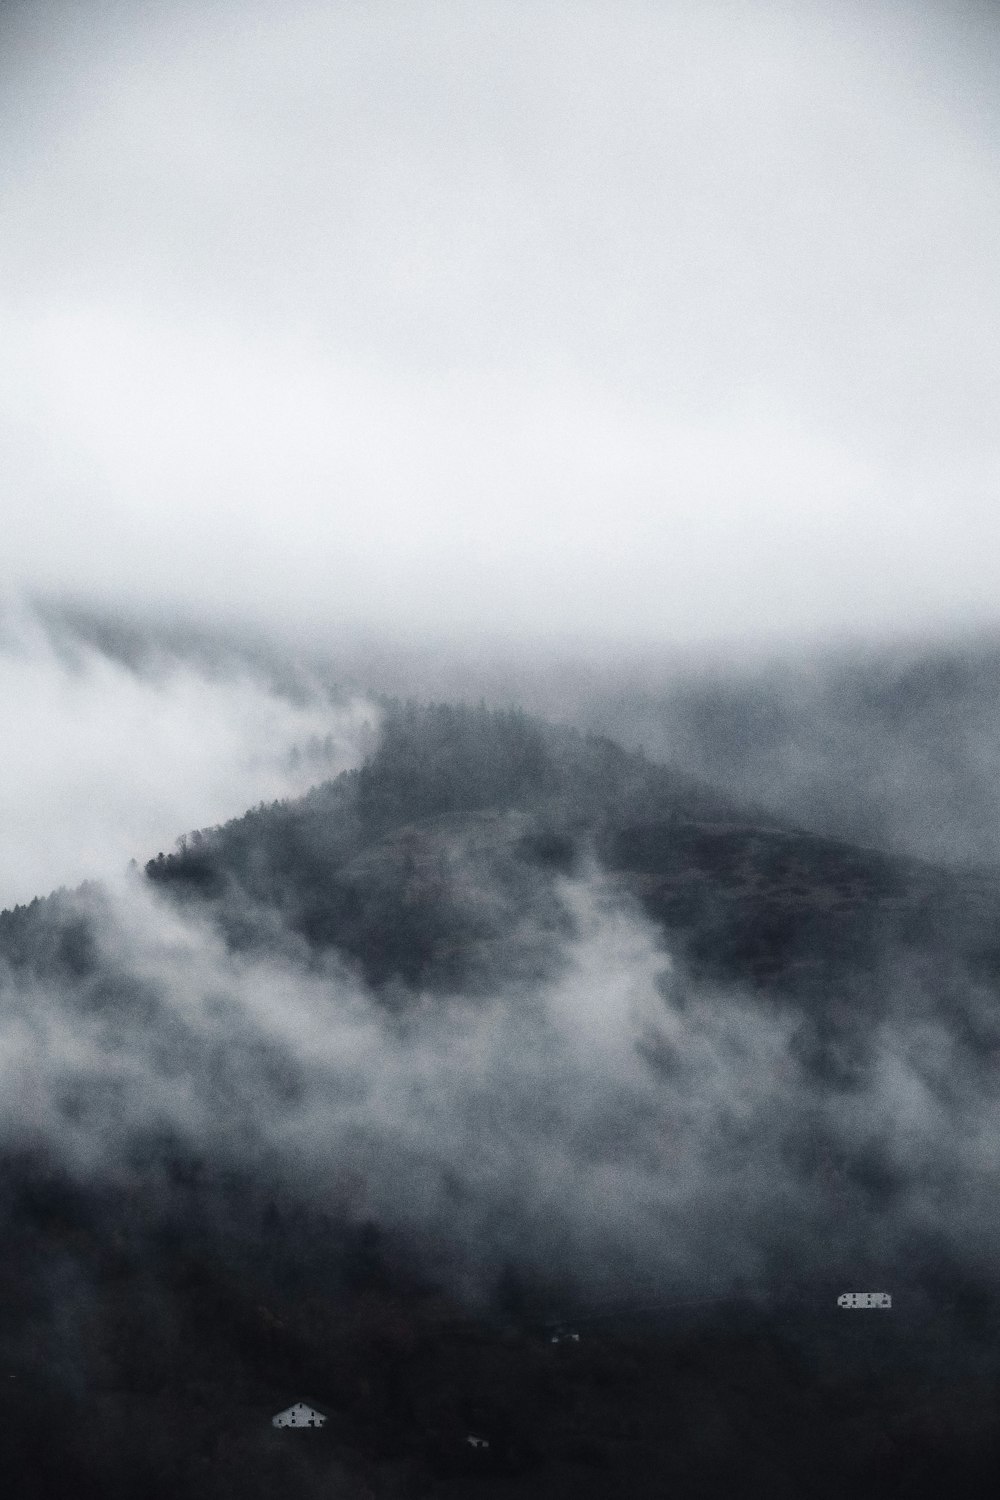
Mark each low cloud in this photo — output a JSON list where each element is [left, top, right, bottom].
[[4, 851, 999, 1326], [0, 597, 378, 907]]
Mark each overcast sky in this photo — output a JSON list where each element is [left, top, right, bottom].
[[2, 0, 999, 652]]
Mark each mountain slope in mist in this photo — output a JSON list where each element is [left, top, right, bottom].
[[577, 633, 1000, 867], [37, 597, 1000, 867], [138, 699, 1000, 1019], [2, 700, 1000, 1497], [140, 702, 794, 993]]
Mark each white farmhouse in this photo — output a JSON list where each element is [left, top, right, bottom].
[[272, 1401, 328, 1428]]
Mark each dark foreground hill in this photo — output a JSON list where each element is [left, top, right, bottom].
[[0, 701, 999, 1497]]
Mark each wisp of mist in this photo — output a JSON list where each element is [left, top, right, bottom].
[[0, 599, 378, 907]]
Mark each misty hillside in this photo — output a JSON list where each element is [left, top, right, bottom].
[[135, 699, 1000, 1018], [139, 703, 797, 990], [575, 634, 1000, 866], [11, 0, 1000, 1491], [37, 598, 1000, 868], [2, 701, 1000, 1497]]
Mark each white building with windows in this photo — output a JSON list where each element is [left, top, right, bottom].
[[272, 1401, 328, 1428]]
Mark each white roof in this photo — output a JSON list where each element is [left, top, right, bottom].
[[837, 1292, 891, 1308], [272, 1401, 328, 1426]]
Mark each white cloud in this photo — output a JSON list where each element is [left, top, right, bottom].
[[0, 600, 377, 907], [2, 856, 996, 1305]]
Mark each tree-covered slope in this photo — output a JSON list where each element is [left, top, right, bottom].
[[134, 699, 1000, 1011], [0, 701, 999, 1497]]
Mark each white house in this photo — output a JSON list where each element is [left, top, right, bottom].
[[272, 1401, 328, 1428], [837, 1292, 891, 1309]]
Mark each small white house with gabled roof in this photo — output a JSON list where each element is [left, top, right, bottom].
[[272, 1401, 328, 1428]]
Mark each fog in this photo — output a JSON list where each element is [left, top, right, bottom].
[[0, 598, 377, 908], [2, 0, 1000, 649], [5, 855, 999, 1319]]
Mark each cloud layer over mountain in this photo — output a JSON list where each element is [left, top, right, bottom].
[[3, 0, 1000, 648]]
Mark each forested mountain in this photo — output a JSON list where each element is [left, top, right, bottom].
[[1, 700, 999, 1497], [139, 699, 1000, 1021], [573, 634, 1000, 865], [140, 702, 791, 992]]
